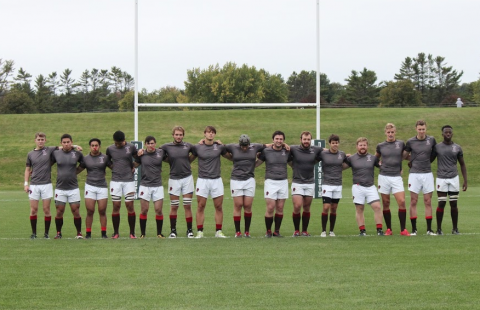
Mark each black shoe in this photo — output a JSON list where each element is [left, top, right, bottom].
[[452, 228, 460, 235], [359, 230, 367, 236], [30, 234, 37, 239], [43, 233, 49, 239], [54, 232, 62, 239], [377, 230, 384, 236], [272, 231, 283, 237], [265, 230, 273, 238], [186, 229, 194, 238], [101, 234, 108, 239], [436, 229, 443, 235], [85, 235, 92, 239]]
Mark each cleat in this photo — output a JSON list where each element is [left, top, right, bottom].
[[359, 230, 367, 236], [265, 230, 273, 238], [329, 231, 336, 237], [43, 233, 49, 239], [320, 231, 327, 237], [215, 230, 227, 238], [235, 232, 242, 238], [293, 230, 301, 237], [301, 231, 311, 237], [244, 231, 251, 238], [75, 233, 83, 239], [139, 235, 145, 239], [426, 230, 437, 236], [186, 229, 194, 238], [101, 234, 108, 239], [436, 229, 443, 236], [410, 230, 417, 236], [54, 232, 62, 239], [195, 231, 204, 239], [85, 235, 91, 239], [130, 233, 137, 239], [385, 228, 393, 236], [400, 229, 411, 236], [452, 228, 460, 235], [111, 233, 119, 239], [30, 234, 37, 239], [272, 231, 283, 237], [377, 230, 384, 236], [169, 230, 177, 239], [157, 234, 165, 239]]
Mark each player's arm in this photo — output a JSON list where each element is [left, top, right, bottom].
[[459, 156, 467, 191], [222, 152, 233, 161], [283, 143, 290, 151], [76, 166, 85, 175], [342, 162, 350, 170], [24, 167, 31, 193], [402, 150, 410, 160], [255, 159, 264, 167], [189, 154, 197, 163]]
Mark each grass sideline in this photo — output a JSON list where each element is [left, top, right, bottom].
[[1, 188, 480, 309]]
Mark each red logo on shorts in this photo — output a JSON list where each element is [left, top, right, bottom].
[[111, 188, 114, 192], [140, 191, 144, 196], [378, 185, 381, 189], [29, 190, 32, 194], [85, 191, 88, 195], [293, 188, 296, 192], [437, 185, 440, 189], [266, 191, 269, 195], [170, 187, 172, 191], [55, 194, 58, 198], [196, 188, 199, 192], [352, 196, 355, 199], [323, 189, 326, 194], [408, 184, 411, 188], [232, 190, 234, 194]]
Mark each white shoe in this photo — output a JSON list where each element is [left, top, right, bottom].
[[195, 231, 204, 239], [427, 230, 437, 236], [320, 231, 327, 237], [329, 231, 336, 237], [410, 230, 417, 236], [168, 230, 177, 238], [187, 229, 194, 238], [215, 230, 227, 238]]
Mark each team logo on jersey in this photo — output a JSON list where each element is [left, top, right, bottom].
[[183, 145, 188, 149], [282, 151, 286, 156], [213, 144, 218, 150], [99, 156, 104, 163], [452, 145, 458, 152], [367, 155, 372, 161], [72, 152, 76, 158], [338, 154, 342, 159], [42, 150, 47, 156], [426, 139, 431, 145], [125, 146, 131, 153], [395, 142, 400, 149], [156, 151, 161, 157]]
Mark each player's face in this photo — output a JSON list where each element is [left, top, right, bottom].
[[442, 128, 453, 141], [173, 130, 184, 144], [204, 130, 216, 141], [35, 136, 46, 149], [416, 125, 427, 139], [62, 138, 73, 151], [385, 128, 396, 142], [273, 135, 284, 149], [114, 140, 125, 148], [90, 141, 100, 155], [300, 134, 312, 149], [146, 140, 156, 152], [329, 140, 339, 152], [240, 145, 249, 151], [356, 141, 368, 155]]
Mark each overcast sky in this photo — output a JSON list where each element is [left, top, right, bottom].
[[2, 0, 479, 91]]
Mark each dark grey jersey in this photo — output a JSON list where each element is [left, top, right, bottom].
[[225, 143, 265, 181], [345, 153, 379, 187], [405, 135, 436, 173], [434, 142, 463, 179], [376, 140, 405, 177], [160, 142, 194, 179], [80, 153, 108, 188], [258, 147, 290, 180], [26, 146, 58, 185], [52, 149, 84, 190], [192, 143, 227, 179], [320, 150, 347, 186], [288, 145, 323, 184], [136, 148, 166, 187], [106, 142, 138, 182]]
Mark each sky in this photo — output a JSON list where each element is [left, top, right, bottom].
[[2, 0, 479, 91]]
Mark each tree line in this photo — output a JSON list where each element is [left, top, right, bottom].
[[1, 53, 479, 114]]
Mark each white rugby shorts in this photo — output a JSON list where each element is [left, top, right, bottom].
[[264, 179, 288, 200], [110, 181, 135, 197], [291, 182, 314, 197], [321, 184, 343, 199], [377, 175, 404, 195], [28, 183, 53, 201], [408, 173, 434, 194], [352, 184, 379, 205], [55, 188, 81, 204], [436, 176, 460, 193], [196, 177, 224, 198], [84, 184, 108, 200], [168, 175, 194, 196], [139, 185, 164, 202], [230, 178, 255, 197]]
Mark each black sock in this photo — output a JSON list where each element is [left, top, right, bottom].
[[274, 214, 283, 232], [383, 210, 392, 230], [302, 212, 310, 232], [398, 210, 406, 231], [265, 216, 273, 231], [140, 218, 147, 235], [321, 213, 328, 231], [55, 217, 63, 233], [156, 216, 163, 235], [73, 217, 82, 234], [244, 212, 252, 232], [128, 213, 136, 234], [112, 214, 120, 234], [292, 213, 301, 231], [329, 213, 337, 232]]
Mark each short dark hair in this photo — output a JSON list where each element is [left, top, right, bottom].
[[60, 134, 72, 142], [145, 135, 156, 144], [328, 134, 340, 143], [204, 126, 216, 134], [415, 120, 426, 127], [113, 130, 125, 142], [272, 130, 285, 140], [89, 138, 101, 146], [300, 131, 312, 139], [442, 125, 453, 132]]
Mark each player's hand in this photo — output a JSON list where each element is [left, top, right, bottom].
[[408, 161, 412, 168], [463, 183, 467, 191], [198, 139, 205, 144], [24, 185, 29, 193], [283, 143, 290, 151], [215, 140, 223, 145], [75, 145, 83, 152], [137, 149, 144, 156]]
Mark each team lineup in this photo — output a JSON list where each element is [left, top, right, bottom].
[[24, 120, 467, 239]]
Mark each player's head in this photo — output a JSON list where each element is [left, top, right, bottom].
[[35, 132, 46, 139], [356, 137, 368, 154], [272, 130, 285, 141], [204, 126, 216, 134], [415, 120, 426, 127], [145, 135, 156, 144], [328, 134, 340, 143], [300, 131, 312, 148], [415, 120, 427, 138], [385, 123, 396, 142], [441, 125, 453, 132], [239, 134, 250, 147], [89, 138, 101, 146], [60, 133, 72, 142], [441, 125, 453, 141], [385, 123, 396, 131], [113, 130, 125, 142], [356, 137, 368, 145], [172, 126, 185, 143], [172, 126, 185, 136]]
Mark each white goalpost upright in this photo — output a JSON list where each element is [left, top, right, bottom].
[[133, 0, 321, 141]]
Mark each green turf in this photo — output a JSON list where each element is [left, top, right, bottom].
[[1, 188, 479, 309]]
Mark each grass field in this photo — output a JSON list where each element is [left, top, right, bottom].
[[1, 108, 479, 309]]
